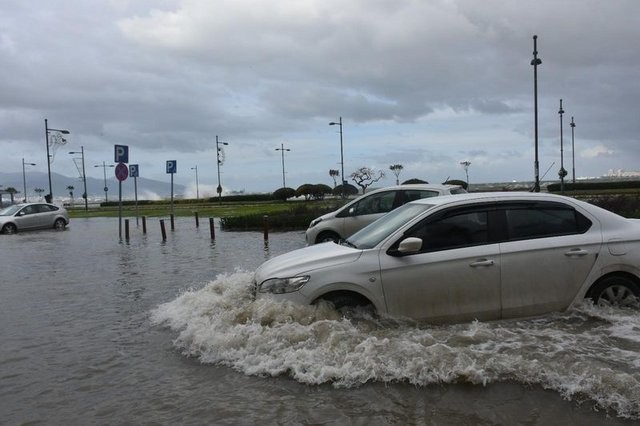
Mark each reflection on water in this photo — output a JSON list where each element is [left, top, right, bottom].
[[1, 217, 638, 424]]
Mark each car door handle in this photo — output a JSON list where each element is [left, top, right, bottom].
[[565, 248, 589, 257], [470, 259, 494, 267]]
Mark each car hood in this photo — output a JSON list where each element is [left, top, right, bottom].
[[255, 242, 362, 282]]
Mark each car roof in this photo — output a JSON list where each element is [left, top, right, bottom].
[[367, 183, 461, 194], [410, 191, 586, 207]]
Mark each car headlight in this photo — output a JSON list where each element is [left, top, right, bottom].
[[309, 218, 322, 228], [259, 276, 310, 294]]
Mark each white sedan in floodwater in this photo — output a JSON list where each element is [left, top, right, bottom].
[[255, 192, 640, 323]]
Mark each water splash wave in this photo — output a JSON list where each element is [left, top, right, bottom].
[[151, 272, 640, 419]]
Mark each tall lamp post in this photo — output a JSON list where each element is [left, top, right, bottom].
[[94, 161, 114, 202], [216, 135, 229, 204], [275, 143, 291, 188], [530, 35, 542, 192], [329, 117, 345, 196], [44, 119, 70, 202], [22, 159, 36, 203], [570, 116, 576, 183], [558, 99, 568, 193], [191, 165, 200, 200], [69, 147, 89, 211]]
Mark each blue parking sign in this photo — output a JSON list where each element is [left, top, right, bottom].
[[114, 145, 129, 163], [166, 160, 177, 174], [129, 164, 139, 178]]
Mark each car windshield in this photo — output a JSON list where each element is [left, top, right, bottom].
[[0, 205, 22, 216], [347, 203, 434, 249]]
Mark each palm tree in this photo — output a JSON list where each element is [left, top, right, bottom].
[[329, 169, 340, 187], [5, 187, 18, 204], [34, 187, 45, 200], [389, 164, 404, 185], [67, 185, 75, 205]]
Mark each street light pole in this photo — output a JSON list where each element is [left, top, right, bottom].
[[44, 118, 70, 202], [329, 117, 345, 195], [558, 99, 567, 193], [570, 116, 576, 184], [275, 143, 291, 188], [191, 165, 199, 200], [216, 135, 229, 204], [22, 159, 36, 203], [94, 161, 114, 202], [531, 36, 542, 192], [69, 147, 89, 211]]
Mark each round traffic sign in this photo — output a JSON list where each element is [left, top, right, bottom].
[[115, 162, 129, 181]]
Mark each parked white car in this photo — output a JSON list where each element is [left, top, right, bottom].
[[256, 192, 640, 323], [0, 203, 69, 234], [305, 184, 466, 244]]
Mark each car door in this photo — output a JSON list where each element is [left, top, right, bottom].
[[379, 208, 502, 322], [34, 204, 57, 229], [341, 190, 398, 237], [14, 205, 40, 230], [498, 202, 601, 318]]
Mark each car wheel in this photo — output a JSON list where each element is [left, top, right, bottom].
[[316, 231, 340, 244], [53, 218, 67, 230], [2, 223, 17, 234], [317, 291, 374, 313], [587, 276, 640, 307]]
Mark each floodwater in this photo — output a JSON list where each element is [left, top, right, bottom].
[[1, 217, 639, 424]]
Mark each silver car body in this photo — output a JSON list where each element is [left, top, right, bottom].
[[0, 203, 70, 233], [305, 184, 466, 244], [256, 192, 640, 323]]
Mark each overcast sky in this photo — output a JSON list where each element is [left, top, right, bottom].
[[1, 0, 639, 196]]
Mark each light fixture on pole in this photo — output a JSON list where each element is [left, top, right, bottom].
[[329, 117, 345, 196], [191, 165, 200, 200], [558, 99, 568, 193], [530, 35, 542, 192], [570, 116, 576, 184], [215, 135, 229, 204], [69, 147, 89, 211], [94, 161, 115, 202], [22, 159, 36, 203], [44, 119, 70, 202], [275, 143, 291, 189]]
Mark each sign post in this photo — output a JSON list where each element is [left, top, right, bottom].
[[129, 164, 139, 226], [115, 162, 129, 241], [114, 145, 129, 241], [166, 160, 177, 216]]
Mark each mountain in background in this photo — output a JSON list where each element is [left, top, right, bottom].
[[0, 171, 186, 202]]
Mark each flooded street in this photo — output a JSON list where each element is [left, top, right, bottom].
[[1, 217, 639, 424]]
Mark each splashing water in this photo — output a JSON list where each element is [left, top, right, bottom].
[[151, 271, 640, 419]]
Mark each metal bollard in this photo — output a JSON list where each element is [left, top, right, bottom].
[[263, 215, 269, 241], [170, 214, 175, 231], [142, 216, 147, 234], [194, 211, 199, 228], [160, 219, 167, 241], [209, 217, 215, 240], [125, 219, 130, 242]]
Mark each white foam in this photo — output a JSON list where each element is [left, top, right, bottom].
[[151, 272, 640, 419]]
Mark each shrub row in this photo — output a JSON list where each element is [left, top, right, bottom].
[[547, 180, 640, 192], [220, 204, 340, 231]]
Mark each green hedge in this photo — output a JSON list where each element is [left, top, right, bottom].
[[547, 180, 640, 192], [100, 193, 275, 207], [220, 204, 338, 231]]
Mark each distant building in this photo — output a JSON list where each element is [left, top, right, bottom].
[[606, 169, 640, 178]]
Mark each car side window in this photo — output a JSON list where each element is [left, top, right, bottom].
[[404, 190, 440, 203], [353, 191, 396, 216], [405, 210, 489, 253], [37, 204, 56, 213], [505, 206, 591, 240], [21, 206, 36, 215]]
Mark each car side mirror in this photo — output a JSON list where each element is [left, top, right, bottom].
[[397, 237, 423, 254]]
